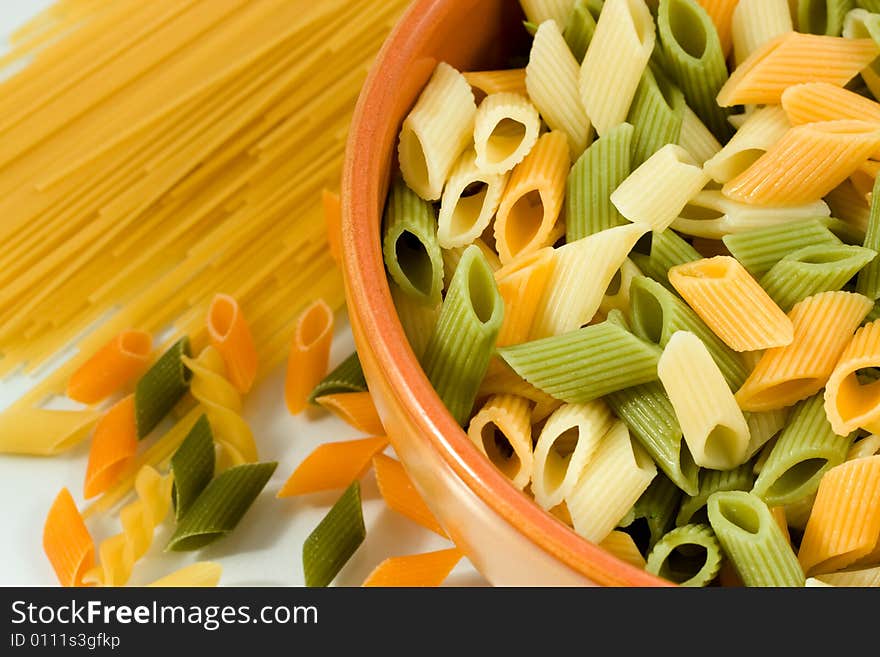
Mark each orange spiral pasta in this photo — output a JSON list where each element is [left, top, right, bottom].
[[207, 293, 258, 394], [67, 330, 152, 404], [43, 488, 95, 587], [284, 299, 334, 415], [84, 394, 138, 499]]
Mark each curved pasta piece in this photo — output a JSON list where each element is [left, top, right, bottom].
[[83, 465, 173, 586], [579, 0, 655, 135], [669, 256, 793, 352], [731, 0, 793, 65], [0, 406, 100, 456], [474, 93, 540, 175], [697, 0, 739, 56], [285, 299, 334, 415], [43, 488, 95, 587], [372, 453, 446, 537], [494, 131, 569, 264], [464, 69, 528, 97], [67, 330, 152, 404], [278, 437, 389, 497], [824, 320, 880, 435], [437, 149, 508, 249], [467, 395, 534, 490], [322, 189, 342, 266], [495, 247, 555, 347], [611, 144, 709, 232], [315, 391, 384, 436], [526, 20, 591, 157], [716, 32, 880, 106], [182, 346, 257, 469], [723, 121, 880, 206], [207, 293, 258, 394], [798, 455, 880, 574], [398, 62, 476, 201], [658, 331, 750, 470], [531, 401, 615, 510], [362, 548, 463, 587], [84, 395, 138, 499], [148, 562, 222, 587], [703, 107, 790, 184]]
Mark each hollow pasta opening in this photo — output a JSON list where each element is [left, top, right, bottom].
[[626, 0, 653, 45], [604, 269, 623, 297], [120, 331, 151, 357], [505, 190, 544, 256], [449, 182, 489, 237], [209, 296, 236, 339], [544, 426, 579, 491], [765, 458, 828, 501], [486, 118, 527, 165], [399, 127, 430, 194], [481, 423, 520, 479], [720, 149, 766, 180], [666, 0, 707, 59], [703, 424, 743, 467], [467, 253, 498, 324], [658, 544, 710, 585], [630, 285, 664, 344], [796, 249, 851, 265], [805, 1, 828, 36], [717, 497, 761, 535], [678, 203, 724, 222], [296, 301, 332, 348], [395, 230, 434, 298], [835, 372, 880, 419]]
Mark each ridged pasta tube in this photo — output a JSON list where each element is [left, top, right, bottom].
[[467, 395, 534, 490], [646, 523, 722, 586], [731, 0, 793, 65], [473, 93, 541, 175], [437, 149, 508, 249], [703, 106, 790, 184]]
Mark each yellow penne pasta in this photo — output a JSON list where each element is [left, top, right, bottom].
[[477, 358, 562, 424], [611, 144, 709, 232], [848, 434, 880, 461], [658, 331, 750, 470], [520, 0, 574, 25], [0, 405, 99, 456], [669, 256, 794, 352], [599, 258, 643, 319], [565, 420, 657, 543], [672, 190, 829, 239], [814, 565, 880, 587], [467, 394, 534, 490], [735, 291, 873, 412], [703, 106, 791, 184], [579, 0, 655, 135], [731, 0, 792, 66], [529, 223, 648, 338], [798, 456, 880, 575], [531, 401, 615, 510], [526, 20, 592, 157], [494, 131, 569, 263], [464, 69, 528, 97], [782, 82, 880, 127], [398, 62, 476, 201], [723, 121, 880, 206], [678, 105, 723, 165], [437, 149, 508, 249], [697, 0, 739, 57], [824, 320, 880, 436], [716, 32, 880, 107], [599, 530, 648, 569], [825, 179, 871, 238], [474, 92, 541, 175], [495, 247, 555, 347]]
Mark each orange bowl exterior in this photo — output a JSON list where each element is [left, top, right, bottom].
[[342, 0, 669, 586]]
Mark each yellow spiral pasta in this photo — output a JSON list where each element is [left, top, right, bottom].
[[182, 345, 258, 470], [82, 465, 172, 586]]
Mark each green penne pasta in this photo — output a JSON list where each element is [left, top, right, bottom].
[[564, 123, 633, 241], [760, 244, 876, 312], [308, 352, 368, 403], [751, 395, 855, 507], [563, 0, 598, 62], [798, 0, 854, 36], [707, 491, 805, 587], [422, 245, 504, 425], [818, 216, 865, 246], [302, 481, 366, 588], [856, 176, 880, 299], [657, 0, 732, 141], [646, 523, 722, 587], [721, 219, 842, 277], [858, 0, 880, 10], [135, 337, 192, 439], [606, 382, 699, 495], [629, 229, 701, 291], [744, 409, 789, 461], [676, 463, 755, 526], [630, 474, 683, 550], [170, 415, 215, 521], [627, 64, 686, 166], [390, 281, 440, 360], [382, 179, 444, 305], [167, 462, 277, 551], [499, 321, 662, 404], [629, 276, 748, 390]]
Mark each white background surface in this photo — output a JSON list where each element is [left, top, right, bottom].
[[0, 0, 485, 587]]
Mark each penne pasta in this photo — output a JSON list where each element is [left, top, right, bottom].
[[813, 565, 880, 587], [284, 299, 334, 415], [362, 548, 463, 588], [277, 437, 389, 497], [316, 392, 385, 436], [627, 64, 686, 167], [495, 248, 555, 347], [148, 562, 222, 588], [600, 258, 644, 319], [467, 394, 534, 490], [207, 294, 258, 395], [373, 454, 446, 537], [563, 0, 600, 63], [731, 0, 793, 65], [826, 179, 871, 239], [599, 531, 648, 570], [646, 523, 722, 586], [857, 175, 880, 300], [848, 434, 880, 461], [703, 106, 791, 184], [473, 93, 541, 175], [843, 8, 880, 99], [677, 463, 755, 526], [696, 0, 739, 56], [677, 105, 723, 165], [797, 0, 852, 36], [722, 219, 842, 277], [43, 488, 95, 587], [629, 228, 702, 292], [463, 69, 528, 97], [390, 282, 440, 360], [824, 320, 880, 435], [520, 0, 576, 25], [67, 330, 152, 405], [782, 82, 880, 128], [84, 395, 138, 500]]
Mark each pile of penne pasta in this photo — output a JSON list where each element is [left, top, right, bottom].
[[382, 0, 880, 586]]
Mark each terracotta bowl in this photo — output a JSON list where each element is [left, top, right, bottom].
[[342, 0, 668, 586]]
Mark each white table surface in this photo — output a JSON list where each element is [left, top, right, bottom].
[[0, 0, 486, 588]]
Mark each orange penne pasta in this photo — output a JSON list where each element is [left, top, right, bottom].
[[494, 131, 569, 264], [716, 32, 880, 107], [373, 453, 447, 537], [84, 395, 138, 499], [669, 256, 793, 352], [43, 488, 94, 587], [322, 189, 342, 265], [362, 548, 463, 587], [277, 436, 389, 497], [798, 456, 880, 575], [463, 68, 527, 97], [736, 292, 872, 412], [781, 83, 880, 127], [723, 121, 880, 206], [824, 320, 880, 436], [67, 330, 152, 404], [206, 293, 258, 394], [599, 531, 647, 570], [494, 247, 555, 346], [316, 391, 384, 435], [697, 0, 738, 57], [285, 299, 334, 415]]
